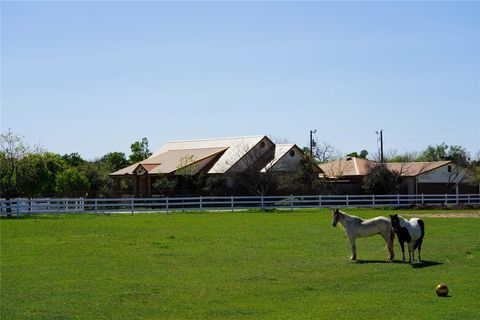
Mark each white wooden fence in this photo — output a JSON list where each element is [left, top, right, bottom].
[[1, 194, 479, 217]]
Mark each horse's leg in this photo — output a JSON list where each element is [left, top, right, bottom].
[[400, 241, 405, 262], [407, 242, 413, 263], [412, 241, 417, 261], [389, 228, 395, 260], [348, 234, 357, 260], [381, 231, 394, 260], [416, 238, 423, 262]]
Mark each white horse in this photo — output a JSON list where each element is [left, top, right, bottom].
[[332, 208, 395, 261]]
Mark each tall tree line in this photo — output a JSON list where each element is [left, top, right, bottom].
[[0, 129, 151, 198]]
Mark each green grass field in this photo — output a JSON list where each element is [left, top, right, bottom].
[[1, 209, 479, 320]]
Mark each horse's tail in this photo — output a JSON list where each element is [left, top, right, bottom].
[[414, 219, 425, 250]]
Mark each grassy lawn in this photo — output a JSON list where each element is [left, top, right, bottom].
[[1, 209, 479, 319]]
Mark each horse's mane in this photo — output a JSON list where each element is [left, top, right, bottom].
[[394, 214, 407, 222], [338, 210, 364, 223]]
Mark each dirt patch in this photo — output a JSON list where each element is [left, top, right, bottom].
[[400, 204, 479, 211], [403, 212, 480, 218]]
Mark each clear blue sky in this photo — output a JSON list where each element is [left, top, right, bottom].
[[2, 1, 479, 160]]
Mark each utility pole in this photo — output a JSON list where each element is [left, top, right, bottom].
[[310, 129, 317, 156], [376, 129, 384, 163]]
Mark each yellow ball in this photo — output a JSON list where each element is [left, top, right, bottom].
[[435, 284, 449, 297]]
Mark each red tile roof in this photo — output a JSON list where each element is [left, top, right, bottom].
[[320, 158, 452, 178]]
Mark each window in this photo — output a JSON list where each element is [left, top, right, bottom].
[[448, 165, 452, 173], [260, 141, 266, 148], [289, 150, 295, 157]]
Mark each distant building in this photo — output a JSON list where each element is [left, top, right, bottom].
[[110, 135, 311, 196], [319, 157, 474, 195]]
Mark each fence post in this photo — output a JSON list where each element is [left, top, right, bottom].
[[421, 193, 424, 205], [95, 199, 98, 214], [319, 195, 322, 208], [397, 194, 400, 206], [166, 197, 169, 213], [444, 194, 448, 205], [467, 194, 470, 204], [199, 196, 203, 210], [131, 197, 134, 215], [16, 199, 20, 219], [346, 194, 349, 207], [372, 194, 375, 207], [261, 195, 264, 211], [231, 196, 234, 212], [290, 195, 293, 211]]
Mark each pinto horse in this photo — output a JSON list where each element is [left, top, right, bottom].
[[332, 209, 395, 261], [389, 214, 425, 263]]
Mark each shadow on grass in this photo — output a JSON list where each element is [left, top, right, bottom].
[[355, 259, 403, 265], [411, 260, 443, 269], [354, 259, 443, 269]]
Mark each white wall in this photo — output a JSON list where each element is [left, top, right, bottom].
[[418, 164, 466, 184], [273, 147, 303, 171]]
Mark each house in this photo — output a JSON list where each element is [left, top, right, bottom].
[[110, 135, 310, 196], [319, 157, 471, 195]]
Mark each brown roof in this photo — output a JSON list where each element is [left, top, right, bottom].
[[319, 158, 452, 178], [319, 157, 372, 178], [386, 161, 451, 177], [110, 147, 227, 176]]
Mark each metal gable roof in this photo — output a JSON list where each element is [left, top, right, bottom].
[[111, 135, 272, 176], [151, 135, 270, 174]]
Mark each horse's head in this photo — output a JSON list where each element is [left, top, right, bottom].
[[332, 208, 340, 227], [389, 214, 401, 232]]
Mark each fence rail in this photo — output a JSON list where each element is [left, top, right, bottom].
[[1, 193, 479, 217]]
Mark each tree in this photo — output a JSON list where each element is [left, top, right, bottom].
[[1, 130, 29, 198], [174, 154, 205, 195], [418, 143, 470, 189], [277, 153, 324, 194], [203, 175, 227, 196], [152, 176, 178, 196], [55, 168, 89, 196], [362, 163, 404, 194], [129, 138, 152, 163], [101, 152, 129, 171], [418, 143, 449, 161], [313, 142, 341, 164], [16, 154, 50, 197], [466, 152, 480, 188], [347, 150, 368, 159], [80, 161, 113, 198], [226, 142, 278, 196], [61, 153, 86, 167], [387, 151, 420, 163], [42, 152, 67, 195]]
